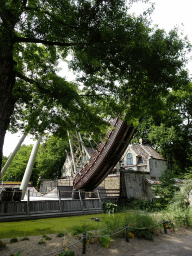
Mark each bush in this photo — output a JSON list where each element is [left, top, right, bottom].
[[38, 237, 46, 245], [129, 199, 161, 212], [0, 239, 6, 248], [10, 237, 18, 243], [43, 234, 51, 240], [69, 224, 87, 236], [152, 169, 180, 209], [100, 236, 111, 248], [103, 201, 118, 214], [57, 232, 65, 237], [20, 237, 29, 241], [58, 250, 75, 256]]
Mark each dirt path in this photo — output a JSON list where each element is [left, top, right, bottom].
[[1, 227, 192, 256]]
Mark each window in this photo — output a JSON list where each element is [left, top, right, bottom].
[[126, 153, 133, 165]]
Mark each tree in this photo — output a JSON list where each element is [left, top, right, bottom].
[[0, 0, 190, 171], [36, 135, 70, 180], [152, 168, 180, 209], [132, 82, 192, 176]]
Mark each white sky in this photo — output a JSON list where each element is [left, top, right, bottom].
[[3, 0, 192, 157]]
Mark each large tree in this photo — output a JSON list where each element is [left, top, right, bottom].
[[132, 82, 192, 176], [0, 0, 190, 170]]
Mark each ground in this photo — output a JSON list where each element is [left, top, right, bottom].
[[1, 227, 192, 256]]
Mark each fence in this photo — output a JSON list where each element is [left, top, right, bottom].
[[39, 215, 191, 256], [0, 189, 103, 217]]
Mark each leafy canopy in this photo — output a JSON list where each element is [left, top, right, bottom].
[[1, 0, 190, 135]]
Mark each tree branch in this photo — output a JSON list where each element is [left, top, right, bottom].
[[14, 36, 74, 46], [22, 0, 27, 7], [15, 71, 49, 94], [24, 6, 80, 29], [16, 71, 107, 99], [79, 94, 107, 97]]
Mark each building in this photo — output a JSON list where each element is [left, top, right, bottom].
[[120, 143, 167, 199]]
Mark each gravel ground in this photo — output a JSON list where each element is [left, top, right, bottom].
[[0, 227, 192, 256]]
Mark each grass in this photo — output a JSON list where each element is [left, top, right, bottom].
[[1, 206, 190, 241], [0, 214, 103, 239], [0, 212, 160, 240]]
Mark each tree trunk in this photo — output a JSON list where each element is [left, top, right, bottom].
[[0, 47, 16, 172]]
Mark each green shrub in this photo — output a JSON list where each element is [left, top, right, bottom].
[[102, 214, 124, 235], [10, 237, 18, 243], [103, 202, 118, 214], [129, 199, 161, 212], [43, 234, 51, 240], [13, 250, 21, 256], [57, 232, 65, 237], [69, 224, 87, 236], [38, 237, 46, 245], [100, 236, 111, 248], [132, 229, 153, 240], [0, 239, 6, 248], [58, 250, 75, 256], [20, 237, 29, 241], [152, 169, 180, 209]]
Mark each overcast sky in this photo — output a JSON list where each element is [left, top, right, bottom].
[[3, 0, 192, 157]]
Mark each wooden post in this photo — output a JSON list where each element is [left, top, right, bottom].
[[58, 190, 62, 212], [125, 225, 129, 242], [163, 220, 167, 233], [82, 232, 87, 254], [120, 167, 127, 199], [185, 215, 189, 227], [79, 190, 84, 211], [27, 189, 30, 215]]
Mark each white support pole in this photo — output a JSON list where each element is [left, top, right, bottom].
[[20, 136, 42, 199], [67, 131, 77, 177], [0, 134, 27, 179]]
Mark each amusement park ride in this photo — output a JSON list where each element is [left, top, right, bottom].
[[0, 117, 135, 200]]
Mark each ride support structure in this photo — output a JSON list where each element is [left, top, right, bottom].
[[73, 117, 136, 191]]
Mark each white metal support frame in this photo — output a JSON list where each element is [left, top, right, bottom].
[[67, 131, 77, 177], [20, 136, 42, 199], [0, 134, 27, 179]]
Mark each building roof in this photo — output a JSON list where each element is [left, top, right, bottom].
[[131, 144, 165, 165]]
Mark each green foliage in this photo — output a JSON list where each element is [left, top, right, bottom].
[[163, 181, 192, 224], [20, 237, 29, 241], [69, 224, 87, 236], [10, 237, 18, 243], [2, 135, 70, 185], [2, 144, 35, 183], [133, 82, 192, 176], [36, 135, 70, 180], [13, 251, 21, 256], [100, 236, 111, 248], [42, 234, 51, 240], [0, 215, 102, 239], [103, 202, 118, 214], [58, 250, 75, 256], [128, 199, 161, 212], [183, 167, 192, 180], [101, 212, 157, 241], [57, 231, 66, 237], [38, 237, 46, 245], [152, 169, 180, 209], [0, 0, 190, 175], [2, 155, 8, 167], [0, 239, 6, 248]]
